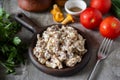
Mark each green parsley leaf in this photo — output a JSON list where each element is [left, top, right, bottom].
[[13, 37, 21, 46]]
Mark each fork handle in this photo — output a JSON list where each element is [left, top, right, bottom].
[[87, 60, 101, 80]]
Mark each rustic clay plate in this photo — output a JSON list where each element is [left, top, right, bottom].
[[29, 28, 91, 77], [15, 13, 91, 77]]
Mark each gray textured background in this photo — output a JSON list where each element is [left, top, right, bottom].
[[0, 0, 120, 80]]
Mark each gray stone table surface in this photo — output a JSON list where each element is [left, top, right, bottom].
[[0, 0, 120, 80]]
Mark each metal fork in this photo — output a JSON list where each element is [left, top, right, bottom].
[[87, 38, 113, 80]]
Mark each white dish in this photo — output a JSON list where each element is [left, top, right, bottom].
[[65, 0, 87, 16]]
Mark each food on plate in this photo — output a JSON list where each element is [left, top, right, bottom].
[[100, 16, 120, 39], [18, 0, 52, 12], [33, 25, 87, 69], [61, 14, 74, 24], [90, 0, 111, 14], [80, 7, 102, 29], [50, 4, 64, 22]]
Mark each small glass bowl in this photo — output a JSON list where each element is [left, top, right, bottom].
[[64, 0, 87, 16]]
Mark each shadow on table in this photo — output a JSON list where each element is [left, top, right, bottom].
[[0, 65, 6, 80]]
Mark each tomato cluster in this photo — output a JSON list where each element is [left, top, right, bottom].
[[80, 0, 120, 39]]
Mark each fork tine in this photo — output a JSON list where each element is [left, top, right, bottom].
[[98, 38, 113, 58], [101, 38, 108, 54], [98, 38, 106, 54], [105, 39, 113, 56], [103, 38, 112, 55]]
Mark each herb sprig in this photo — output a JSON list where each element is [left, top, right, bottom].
[[0, 8, 27, 74], [111, 0, 120, 19]]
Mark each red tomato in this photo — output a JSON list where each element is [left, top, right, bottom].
[[80, 7, 102, 29], [90, 0, 111, 14], [100, 16, 120, 39]]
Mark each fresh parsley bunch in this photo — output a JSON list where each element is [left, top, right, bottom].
[[0, 8, 27, 74]]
